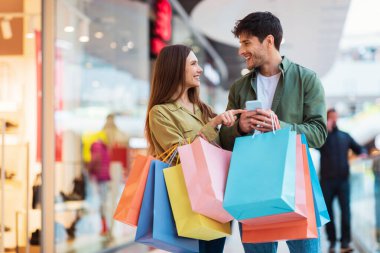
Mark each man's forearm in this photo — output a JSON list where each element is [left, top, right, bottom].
[[279, 120, 327, 148], [220, 121, 242, 151]]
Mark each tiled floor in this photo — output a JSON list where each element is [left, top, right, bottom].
[[113, 220, 353, 253]]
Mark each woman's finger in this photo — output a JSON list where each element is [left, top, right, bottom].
[[221, 114, 229, 125], [230, 109, 247, 116], [227, 111, 234, 124]]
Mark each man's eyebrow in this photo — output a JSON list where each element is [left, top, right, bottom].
[[240, 39, 250, 43]]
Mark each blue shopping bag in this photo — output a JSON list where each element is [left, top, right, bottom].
[[223, 127, 297, 220], [301, 134, 330, 227], [135, 160, 199, 252]]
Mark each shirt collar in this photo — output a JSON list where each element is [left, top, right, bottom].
[[167, 101, 201, 113], [250, 56, 289, 78], [167, 101, 181, 112]]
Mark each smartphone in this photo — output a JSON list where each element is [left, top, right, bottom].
[[245, 100, 262, 111]]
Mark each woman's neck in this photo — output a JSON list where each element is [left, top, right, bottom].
[[175, 89, 194, 113]]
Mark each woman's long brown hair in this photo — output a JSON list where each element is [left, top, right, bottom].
[[145, 44, 216, 155]]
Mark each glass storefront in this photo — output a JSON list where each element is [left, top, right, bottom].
[[0, 0, 42, 252], [53, 0, 150, 252]]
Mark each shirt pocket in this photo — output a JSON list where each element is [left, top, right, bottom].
[[182, 127, 195, 141]]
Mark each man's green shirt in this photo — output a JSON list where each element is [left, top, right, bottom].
[[220, 57, 327, 150]]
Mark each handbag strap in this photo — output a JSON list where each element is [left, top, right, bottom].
[[157, 144, 178, 161], [167, 137, 192, 165]]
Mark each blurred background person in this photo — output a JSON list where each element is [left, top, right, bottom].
[[319, 108, 367, 253]]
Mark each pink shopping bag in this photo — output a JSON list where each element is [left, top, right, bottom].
[[178, 137, 233, 223], [241, 135, 308, 226]]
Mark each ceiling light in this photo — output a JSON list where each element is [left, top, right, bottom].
[[110, 42, 117, 49], [78, 20, 89, 43], [64, 26, 75, 33], [63, 6, 75, 33], [79, 36, 89, 42], [26, 16, 35, 39], [94, 32, 103, 39], [127, 41, 134, 49], [122, 46, 129, 52], [1, 18, 13, 40]]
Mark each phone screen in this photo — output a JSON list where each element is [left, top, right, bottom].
[[245, 100, 262, 111]]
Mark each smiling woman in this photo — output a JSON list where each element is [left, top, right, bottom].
[[144, 44, 245, 253]]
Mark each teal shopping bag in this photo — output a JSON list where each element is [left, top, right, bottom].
[[301, 134, 330, 227], [223, 127, 297, 220]]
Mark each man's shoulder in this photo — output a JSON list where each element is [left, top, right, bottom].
[[231, 71, 252, 89], [336, 129, 352, 138], [284, 57, 318, 77]]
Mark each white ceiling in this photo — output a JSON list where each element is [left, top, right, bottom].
[[190, 0, 351, 77]]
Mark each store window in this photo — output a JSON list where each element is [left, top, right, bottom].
[[0, 0, 42, 252], [53, 0, 149, 252]]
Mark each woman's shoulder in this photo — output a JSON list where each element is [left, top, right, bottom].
[[149, 103, 177, 121], [150, 102, 179, 115]]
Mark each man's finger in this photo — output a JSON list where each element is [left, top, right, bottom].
[[256, 109, 272, 117]]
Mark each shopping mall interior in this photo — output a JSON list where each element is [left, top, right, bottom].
[[1, 0, 380, 252]]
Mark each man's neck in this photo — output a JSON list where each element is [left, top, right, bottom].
[[259, 52, 282, 77]]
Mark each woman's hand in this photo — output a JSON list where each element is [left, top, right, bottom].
[[210, 109, 246, 128]]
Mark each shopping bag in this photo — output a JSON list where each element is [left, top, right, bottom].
[[178, 137, 233, 223], [301, 134, 330, 227], [241, 135, 307, 226], [135, 160, 199, 252], [113, 155, 154, 226], [242, 135, 318, 242], [163, 164, 231, 241], [223, 127, 297, 220]]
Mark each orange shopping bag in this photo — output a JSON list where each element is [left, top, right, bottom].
[[242, 135, 318, 243], [113, 154, 154, 226], [113, 145, 177, 226]]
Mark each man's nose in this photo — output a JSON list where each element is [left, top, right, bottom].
[[238, 47, 245, 56]]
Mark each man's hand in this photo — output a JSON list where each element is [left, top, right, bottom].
[[239, 109, 281, 133], [238, 110, 258, 133]]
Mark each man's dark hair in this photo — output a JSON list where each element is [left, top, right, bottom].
[[327, 108, 336, 116], [232, 11, 283, 50]]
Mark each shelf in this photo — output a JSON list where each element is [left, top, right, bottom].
[[55, 201, 88, 212]]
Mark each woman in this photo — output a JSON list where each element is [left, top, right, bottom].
[[145, 44, 243, 252]]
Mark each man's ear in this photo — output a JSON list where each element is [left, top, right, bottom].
[[265, 35, 275, 48]]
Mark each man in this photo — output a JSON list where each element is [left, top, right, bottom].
[[220, 12, 327, 252], [319, 108, 367, 252]]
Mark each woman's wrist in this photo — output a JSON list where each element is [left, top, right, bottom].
[[210, 117, 220, 128]]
